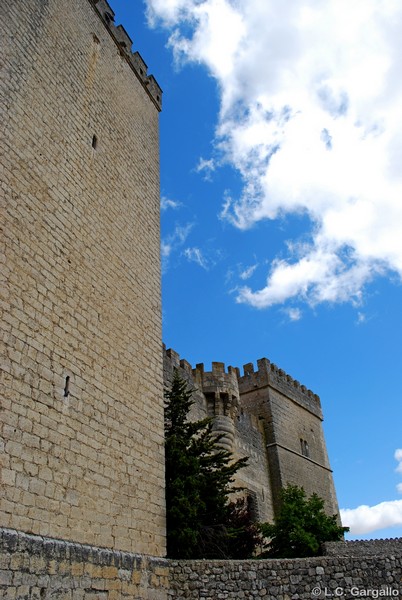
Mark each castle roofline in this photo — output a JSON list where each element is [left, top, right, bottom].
[[163, 346, 322, 419], [91, 0, 162, 111]]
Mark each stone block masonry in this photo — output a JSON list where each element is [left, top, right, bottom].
[[1, 529, 401, 599], [3, 1, 400, 598], [1, 0, 165, 556], [168, 539, 402, 599], [0, 528, 169, 599]]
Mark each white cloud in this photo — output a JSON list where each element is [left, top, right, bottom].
[[148, 0, 402, 309], [395, 449, 402, 474], [184, 246, 209, 269], [340, 450, 402, 534], [195, 157, 217, 181], [286, 308, 302, 322], [239, 263, 258, 281], [161, 223, 193, 272], [340, 500, 402, 535], [161, 196, 181, 211], [356, 312, 367, 325]]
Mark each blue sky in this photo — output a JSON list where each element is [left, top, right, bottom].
[[110, 0, 402, 539]]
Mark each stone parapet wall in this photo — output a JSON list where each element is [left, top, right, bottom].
[[0, 528, 168, 599], [324, 538, 402, 557], [168, 551, 402, 600], [2, 530, 401, 599]]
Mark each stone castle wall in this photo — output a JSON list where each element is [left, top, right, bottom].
[[163, 349, 275, 523], [168, 548, 402, 599], [1, 0, 165, 556], [163, 349, 338, 524], [0, 528, 169, 600], [2, 528, 401, 600], [235, 359, 338, 517], [323, 538, 402, 556]]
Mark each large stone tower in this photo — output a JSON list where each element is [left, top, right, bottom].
[[237, 359, 339, 518], [2, 0, 165, 558]]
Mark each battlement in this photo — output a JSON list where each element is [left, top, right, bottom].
[[92, 0, 162, 111], [238, 358, 323, 419], [163, 348, 322, 417], [164, 346, 193, 376], [193, 361, 239, 397]]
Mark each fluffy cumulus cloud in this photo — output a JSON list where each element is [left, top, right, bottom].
[[340, 500, 402, 535], [340, 450, 402, 535], [147, 0, 402, 309]]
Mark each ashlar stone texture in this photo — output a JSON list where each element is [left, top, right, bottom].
[[238, 359, 339, 518], [1, 0, 165, 555], [0, 528, 169, 600]]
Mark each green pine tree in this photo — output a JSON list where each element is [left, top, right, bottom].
[[260, 484, 348, 558], [164, 369, 259, 559]]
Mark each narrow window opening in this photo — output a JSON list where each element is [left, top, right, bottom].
[[92, 135, 98, 150], [205, 392, 215, 417], [220, 392, 229, 416], [64, 376, 70, 397], [300, 438, 310, 458]]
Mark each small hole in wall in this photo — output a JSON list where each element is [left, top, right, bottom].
[[92, 135, 98, 150], [40, 589, 46, 598], [64, 376, 70, 398]]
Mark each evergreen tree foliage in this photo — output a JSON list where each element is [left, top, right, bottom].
[[260, 484, 348, 558], [164, 369, 260, 559]]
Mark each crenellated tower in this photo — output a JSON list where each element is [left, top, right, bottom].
[[237, 359, 338, 517], [164, 348, 340, 523], [193, 362, 240, 452]]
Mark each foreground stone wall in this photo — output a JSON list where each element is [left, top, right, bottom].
[[324, 538, 402, 557], [169, 542, 402, 599], [0, 528, 169, 600], [2, 530, 401, 599]]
